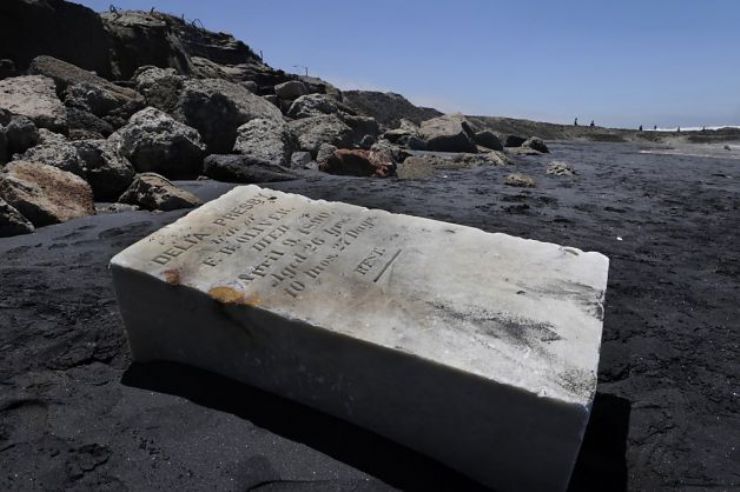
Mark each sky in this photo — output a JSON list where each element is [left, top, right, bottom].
[[77, 0, 740, 128]]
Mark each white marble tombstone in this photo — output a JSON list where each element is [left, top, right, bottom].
[[110, 185, 609, 491]]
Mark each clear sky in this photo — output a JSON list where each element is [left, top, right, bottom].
[[77, 0, 740, 128]]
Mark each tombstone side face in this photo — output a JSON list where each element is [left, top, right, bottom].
[[110, 185, 609, 492]]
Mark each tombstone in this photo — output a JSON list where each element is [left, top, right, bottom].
[[110, 185, 609, 492]]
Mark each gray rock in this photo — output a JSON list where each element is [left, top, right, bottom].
[[119, 173, 202, 211], [109, 107, 206, 179], [547, 161, 576, 176], [473, 130, 503, 151], [4, 116, 40, 155], [133, 66, 184, 114], [65, 107, 115, 140], [0, 161, 94, 226], [203, 154, 296, 183], [0, 197, 34, 237], [18, 137, 86, 177], [339, 113, 381, 141], [73, 139, 136, 200], [505, 173, 536, 187], [287, 93, 342, 118], [233, 118, 292, 167], [0, 75, 67, 132], [173, 78, 283, 154], [289, 114, 353, 155], [36, 128, 68, 145], [523, 137, 550, 153], [316, 143, 337, 167], [419, 115, 477, 153], [243, 81, 259, 93], [275, 80, 308, 100], [384, 118, 420, 143], [290, 151, 313, 169]]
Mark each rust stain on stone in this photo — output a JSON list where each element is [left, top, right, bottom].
[[163, 269, 181, 285], [209, 286, 245, 304]]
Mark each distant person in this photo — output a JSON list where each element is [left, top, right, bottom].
[[574, 117, 579, 126], [590, 120, 595, 127], [677, 127, 681, 133], [654, 125, 657, 131], [638, 125, 643, 132]]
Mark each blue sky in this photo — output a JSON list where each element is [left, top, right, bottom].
[[78, 0, 740, 128]]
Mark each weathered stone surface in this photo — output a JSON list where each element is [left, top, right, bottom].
[[0, 196, 34, 237], [320, 148, 395, 177], [118, 172, 202, 211], [109, 107, 206, 179], [233, 118, 292, 167], [203, 154, 296, 183], [4, 115, 40, 155], [274, 80, 308, 100], [173, 78, 283, 154], [547, 161, 576, 176], [111, 185, 608, 492], [523, 136, 550, 153], [290, 151, 313, 169], [0, 75, 67, 132], [18, 137, 86, 177], [398, 152, 509, 179], [0, 161, 94, 226], [73, 139, 135, 200], [66, 107, 115, 140], [505, 173, 537, 187], [133, 66, 184, 114], [289, 114, 353, 155], [419, 115, 477, 153], [473, 129, 504, 151], [287, 93, 348, 119]]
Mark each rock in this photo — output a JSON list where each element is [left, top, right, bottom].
[[65, 107, 115, 140], [546, 162, 576, 176], [289, 114, 353, 155], [342, 90, 443, 128], [287, 93, 346, 119], [359, 134, 377, 150], [506, 146, 543, 156], [505, 173, 536, 188], [109, 107, 206, 179], [173, 78, 283, 154], [4, 115, 40, 155], [419, 115, 477, 153], [18, 137, 86, 177], [274, 80, 308, 100], [95, 202, 140, 214], [0, 196, 34, 237], [0, 0, 112, 77], [339, 113, 381, 141], [73, 139, 135, 200], [384, 118, 420, 143], [29, 55, 144, 122], [320, 148, 395, 177], [397, 152, 509, 179], [203, 154, 296, 183], [0, 59, 17, 80], [133, 66, 184, 114], [243, 81, 259, 93], [290, 151, 312, 169], [36, 128, 68, 145], [0, 128, 6, 164], [523, 137, 550, 153], [473, 130, 503, 151], [0, 75, 67, 132], [503, 135, 527, 147], [316, 143, 337, 166], [0, 161, 94, 226], [118, 173, 202, 211], [110, 185, 608, 492], [233, 118, 292, 167]]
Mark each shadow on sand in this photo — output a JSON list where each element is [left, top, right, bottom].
[[122, 361, 629, 491]]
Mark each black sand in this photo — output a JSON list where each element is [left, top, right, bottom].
[[1, 141, 738, 490]]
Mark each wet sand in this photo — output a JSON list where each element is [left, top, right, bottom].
[[1, 141, 738, 490]]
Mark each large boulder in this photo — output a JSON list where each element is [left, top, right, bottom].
[[118, 172, 202, 211], [4, 115, 40, 155], [233, 118, 292, 167], [289, 114, 353, 155], [522, 137, 550, 153], [503, 135, 527, 148], [173, 78, 283, 154], [18, 136, 86, 177], [419, 115, 477, 153], [109, 107, 206, 179], [0, 75, 67, 132], [397, 151, 509, 180], [28, 55, 145, 125], [65, 107, 115, 140], [320, 148, 395, 177], [73, 139, 135, 200], [0, 197, 34, 237], [339, 113, 381, 141], [274, 80, 308, 100], [473, 130, 503, 151], [286, 93, 351, 119], [203, 154, 296, 183], [0, 0, 112, 77], [0, 161, 94, 226], [133, 66, 184, 113]]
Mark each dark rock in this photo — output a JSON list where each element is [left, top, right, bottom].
[[109, 107, 206, 179], [18, 137, 86, 177], [233, 118, 292, 167], [0, 128, 6, 164], [118, 172, 202, 211], [275, 80, 308, 100], [473, 130, 503, 151], [320, 148, 395, 177], [65, 107, 115, 140], [342, 90, 443, 128], [359, 135, 376, 150], [73, 139, 135, 200], [0, 160, 94, 226], [0, 75, 67, 132], [0, 0, 112, 77], [419, 115, 477, 153], [289, 114, 353, 155], [523, 136, 550, 153], [504, 135, 527, 147], [0, 196, 33, 237], [0, 59, 17, 80], [173, 78, 282, 154], [203, 154, 296, 183], [4, 116, 40, 155]]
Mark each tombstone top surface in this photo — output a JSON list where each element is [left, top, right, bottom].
[[111, 185, 608, 406]]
